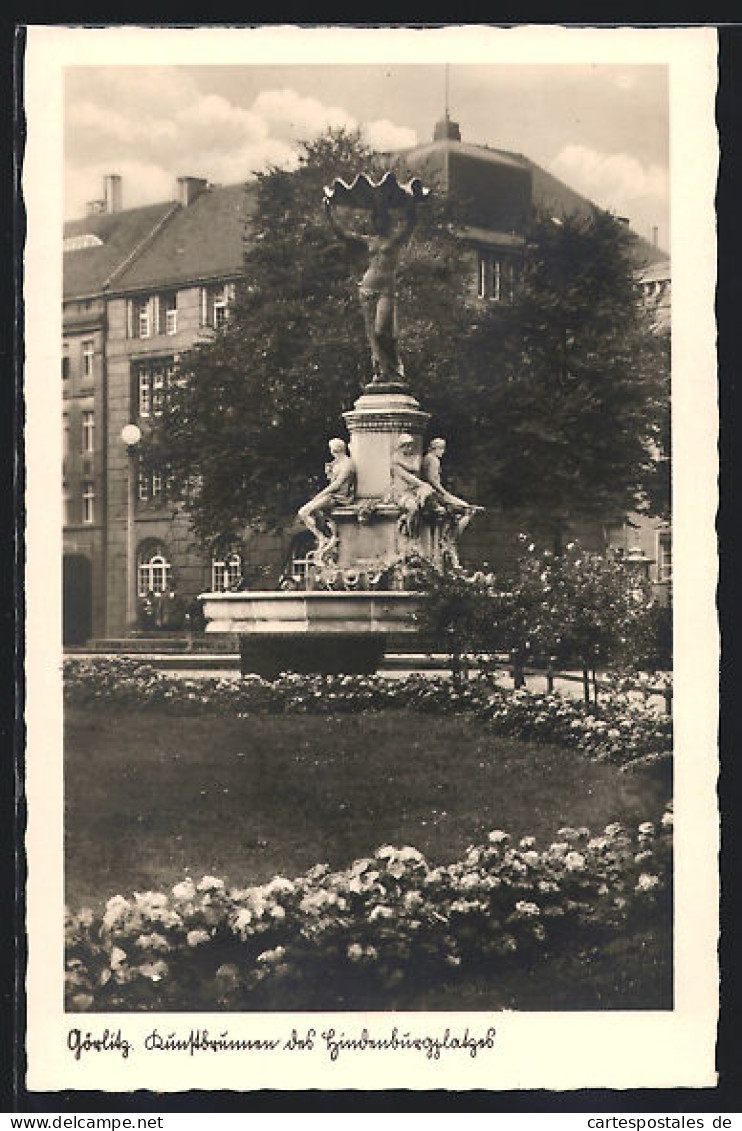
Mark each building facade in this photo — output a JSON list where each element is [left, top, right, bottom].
[[62, 122, 671, 643]]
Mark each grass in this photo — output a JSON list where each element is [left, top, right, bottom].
[[65, 707, 669, 911]]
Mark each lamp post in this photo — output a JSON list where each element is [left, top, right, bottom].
[[121, 423, 141, 629]]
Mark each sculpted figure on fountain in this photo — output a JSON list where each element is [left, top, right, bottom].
[[421, 437, 484, 537], [298, 438, 356, 562]]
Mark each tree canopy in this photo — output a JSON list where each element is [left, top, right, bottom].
[[150, 129, 669, 551]]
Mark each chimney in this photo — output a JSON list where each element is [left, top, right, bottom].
[[652, 225, 659, 247], [104, 174, 122, 214], [177, 176, 209, 207], [433, 115, 461, 142]]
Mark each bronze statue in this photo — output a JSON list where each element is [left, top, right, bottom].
[[422, 437, 483, 537], [298, 438, 356, 547], [324, 173, 428, 385]]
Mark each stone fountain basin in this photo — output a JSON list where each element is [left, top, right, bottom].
[[200, 589, 420, 635], [199, 590, 421, 677]]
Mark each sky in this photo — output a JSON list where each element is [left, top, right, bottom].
[[64, 63, 669, 249]]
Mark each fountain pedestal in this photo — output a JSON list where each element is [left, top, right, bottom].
[[200, 385, 472, 677]]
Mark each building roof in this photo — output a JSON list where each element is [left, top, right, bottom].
[[111, 183, 252, 294], [63, 202, 177, 300], [400, 131, 668, 269]]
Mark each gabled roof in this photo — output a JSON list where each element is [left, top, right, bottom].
[[63, 202, 177, 300], [112, 183, 252, 293]]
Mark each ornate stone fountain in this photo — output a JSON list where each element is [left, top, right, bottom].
[[200, 172, 481, 676]]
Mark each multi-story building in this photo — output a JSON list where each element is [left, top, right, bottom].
[[62, 119, 670, 643]]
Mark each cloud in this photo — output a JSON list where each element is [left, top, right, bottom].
[[252, 88, 357, 140], [549, 143, 668, 213], [363, 118, 417, 152], [64, 72, 416, 218]]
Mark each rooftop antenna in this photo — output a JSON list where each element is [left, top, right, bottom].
[[433, 64, 461, 142]]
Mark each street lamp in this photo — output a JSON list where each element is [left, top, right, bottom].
[[121, 423, 142, 629]]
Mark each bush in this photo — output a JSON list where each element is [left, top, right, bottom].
[[65, 805, 672, 1011], [63, 659, 672, 773], [415, 539, 671, 679]]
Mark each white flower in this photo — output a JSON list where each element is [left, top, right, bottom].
[[138, 960, 168, 981], [186, 929, 211, 947], [264, 876, 295, 895], [369, 905, 395, 922], [110, 946, 127, 970], [134, 891, 169, 910], [136, 932, 170, 952], [521, 851, 540, 867], [257, 946, 286, 964], [172, 879, 196, 901], [102, 895, 131, 931], [638, 822, 656, 836], [515, 901, 540, 917], [347, 943, 364, 961], [196, 875, 225, 893], [636, 873, 660, 892], [488, 830, 510, 845], [232, 908, 253, 936], [564, 851, 586, 872], [519, 836, 536, 849]]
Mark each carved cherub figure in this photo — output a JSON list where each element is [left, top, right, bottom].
[[298, 438, 356, 545]]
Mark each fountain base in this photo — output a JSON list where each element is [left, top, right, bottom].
[[200, 589, 420, 678]]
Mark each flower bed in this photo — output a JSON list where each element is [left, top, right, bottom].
[[63, 658, 672, 772], [65, 806, 672, 1011]]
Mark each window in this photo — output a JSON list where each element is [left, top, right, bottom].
[[135, 359, 175, 418], [138, 367, 152, 417], [157, 292, 178, 336], [127, 297, 151, 339], [137, 544, 172, 596], [63, 482, 71, 526], [81, 410, 94, 453], [138, 466, 165, 503], [478, 254, 516, 302], [211, 551, 243, 592], [82, 340, 94, 379], [82, 482, 94, 524], [657, 530, 672, 583], [129, 293, 180, 339], [201, 283, 236, 329], [62, 346, 70, 381], [152, 367, 166, 416]]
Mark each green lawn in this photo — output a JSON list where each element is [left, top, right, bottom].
[[65, 707, 669, 910]]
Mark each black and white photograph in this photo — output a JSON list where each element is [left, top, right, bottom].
[[23, 25, 718, 1094]]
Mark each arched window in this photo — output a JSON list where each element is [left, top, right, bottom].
[[137, 541, 172, 596], [211, 550, 243, 592]]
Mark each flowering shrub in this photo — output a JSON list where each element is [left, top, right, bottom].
[[415, 538, 669, 679], [63, 659, 671, 772], [65, 806, 672, 1011]]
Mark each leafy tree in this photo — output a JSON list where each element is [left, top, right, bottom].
[[457, 209, 670, 548]]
